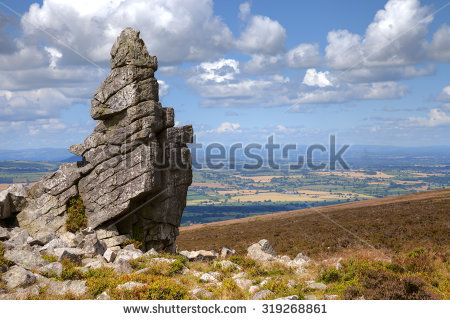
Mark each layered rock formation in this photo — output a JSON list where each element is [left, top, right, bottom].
[[12, 28, 192, 252]]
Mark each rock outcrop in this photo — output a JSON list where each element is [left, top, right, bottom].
[[12, 27, 192, 252]]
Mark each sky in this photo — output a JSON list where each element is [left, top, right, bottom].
[[0, 0, 449, 150]]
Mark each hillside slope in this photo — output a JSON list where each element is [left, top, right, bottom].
[[177, 189, 450, 258]]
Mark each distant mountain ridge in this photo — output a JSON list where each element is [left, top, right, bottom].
[[0, 148, 77, 162]]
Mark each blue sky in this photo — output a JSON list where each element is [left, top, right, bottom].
[[0, 0, 449, 150]]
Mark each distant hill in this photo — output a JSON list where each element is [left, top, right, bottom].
[[0, 148, 76, 162], [177, 189, 450, 258]]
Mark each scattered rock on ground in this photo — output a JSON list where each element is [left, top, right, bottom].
[[179, 250, 217, 262], [39, 262, 63, 278], [252, 289, 273, 300], [2, 265, 36, 290]]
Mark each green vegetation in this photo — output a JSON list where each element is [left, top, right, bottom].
[[317, 249, 446, 299], [0, 161, 60, 184], [122, 238, 143, 250], [65, 196, 87, 233], [41, 254, 58, 263]]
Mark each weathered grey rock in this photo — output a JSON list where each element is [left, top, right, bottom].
[[29, 232, 57, 246], [179, 250, 217, 262], [53, 248, 84, 264], [59, 232, 77, 248], [39, 238, 66, 255], [103, 248, 117, 263], [304, 295, 317, 300], [97, 292, 111, 300], [220, 246, 237, 258], [45, 280, 88, 297], [190, 287, 214, 299], [144, 248, 158, 257], [0, 184, 28, 219], [39, 262, 63, 278], [0, 189, 11, 219], [3, 265, 36, 290], [82, 256, 107, 269], [306, 281, 327, 290], [0, 284, 41, 300], [276, 295, 299, 300], [249, 285, 259, 295], [4, 249, 48, 270], [200, 273, 218, 283], [115, 245, 143, 262], [102, 235, 128, 248], [0, 226, 10, 240], [13, 28, 192, 255], [96, 226, 120, 240], [247, 239, 277, 262], [80, 233, 105, 257], [116, 282, 146, 291], [112, 259, 133, 274], [5, 229, 30, 247], [323, 294, 339, 300], [252, 290, 273, 300], [235, 278, 252, 290]]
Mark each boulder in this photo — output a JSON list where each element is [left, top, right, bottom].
[[235, 278, 252, 290], [115, 245, 143, 262], [306, 281, 327, 290], [220, 247, 237, 258], [4, 249, 48, 270], [0, 226, 10, 241], [199, 273, 218, 283], [179, 250, 217, 262], [0, 184, 28, 219], [247, 239, 277, 262], [29, 232, 57, 246], [45, 280, 88, 297], [252, 289, 273, 300], [79, 233, 105, 257], [2, 265, 36, 290], [39, 262, 63, 278], [82, 256, 107, 270], [5, 229, 30, 247], [53, 248, 84, 264], [111, 259, 132, 274], [14, 28, 192, 253], [190, 287, 214, 299], [97, 292, 111, 300], [103, 248, 117, 263], [39, 238, 66, 255]]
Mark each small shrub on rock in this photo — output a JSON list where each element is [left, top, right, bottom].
[[65, 196, 87, 233]]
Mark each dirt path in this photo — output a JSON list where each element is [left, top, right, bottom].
[[180, 189, 450, 232]]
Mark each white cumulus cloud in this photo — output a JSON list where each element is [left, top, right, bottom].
[[286, 43, 322, 69], [302, 69, 333, 87], [215, 122, 242, 133], [407, 108, 450, 127], [236, 15, 286, 55]]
